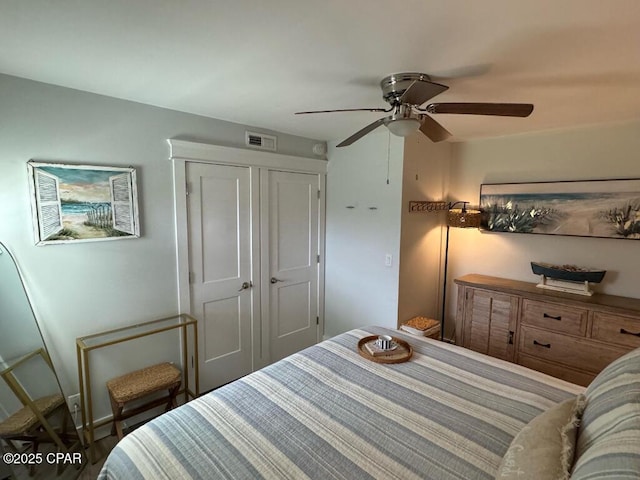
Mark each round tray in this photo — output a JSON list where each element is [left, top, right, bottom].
[[357, 335, 413, 364]]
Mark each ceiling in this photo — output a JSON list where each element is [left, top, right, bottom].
[[2, 0, 640, 144]]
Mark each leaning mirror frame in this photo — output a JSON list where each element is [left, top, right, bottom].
[[0, 241, 86, 479]]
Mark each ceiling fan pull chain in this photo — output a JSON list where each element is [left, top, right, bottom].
[[386, 130, 391, 185]]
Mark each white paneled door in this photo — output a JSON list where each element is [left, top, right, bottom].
[[186, 159, 322, 393], [187, 162, 254, 392], [264, 170, 320, 362]]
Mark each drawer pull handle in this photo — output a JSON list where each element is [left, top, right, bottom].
[[543, 313, 562, 321], [620, 328, 640, 337], [533, 340, 551, 348]]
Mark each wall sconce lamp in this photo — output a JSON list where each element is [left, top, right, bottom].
[[446, 201, 482, 229], [409, 200, 481, 341]]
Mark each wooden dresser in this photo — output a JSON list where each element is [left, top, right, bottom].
[[454, 274, 640, 386]]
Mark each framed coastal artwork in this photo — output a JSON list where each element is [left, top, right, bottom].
[[27, 161, 140, 245], [479, 178, 640, 240]]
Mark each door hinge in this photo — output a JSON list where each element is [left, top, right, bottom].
[[316, 316, 319, 325], [317, 190, 320, 199], [188, 272, 195, 284], [317, 254, 320, 263], [186, 181, 191, 196]]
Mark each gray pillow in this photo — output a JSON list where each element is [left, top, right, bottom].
[[571, 347, 640, 479], [496, 395, 585, 480]]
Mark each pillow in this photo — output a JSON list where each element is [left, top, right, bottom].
[[571, 347, 640, 480], [496, 394, 585, 480]]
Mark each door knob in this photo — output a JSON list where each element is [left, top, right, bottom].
[[270, 277, 283, 284], [238, 281, 251, 291]]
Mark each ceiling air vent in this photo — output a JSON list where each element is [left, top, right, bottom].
[[245, 131, 277, 152]]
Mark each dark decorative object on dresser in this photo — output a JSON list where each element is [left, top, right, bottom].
[[531, 261, 606, 296], [530, 262, 606, 283]]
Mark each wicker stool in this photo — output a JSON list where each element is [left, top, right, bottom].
[[0, 394, 68, 476], [106, 362, 181, 440]]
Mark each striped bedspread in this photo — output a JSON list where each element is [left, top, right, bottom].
[[98, 327, 583, 480]]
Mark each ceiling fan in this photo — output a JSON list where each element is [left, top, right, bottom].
[[296, 72, 534, 147]]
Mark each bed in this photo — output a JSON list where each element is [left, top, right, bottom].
[[97, 326, 640, 479]]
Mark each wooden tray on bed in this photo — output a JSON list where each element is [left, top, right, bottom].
[[357, 335, 413, 364]]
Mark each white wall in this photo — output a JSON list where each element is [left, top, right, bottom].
[[0, 74, 324, 418], [324, 131, 404, 337], [447, 121, 640, 329], [324, 130, 452, 337], [326, 119, 640, 342], [398, 134, 451, 325]]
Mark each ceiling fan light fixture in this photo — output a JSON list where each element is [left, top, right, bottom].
[[386, 118, 421, 137]]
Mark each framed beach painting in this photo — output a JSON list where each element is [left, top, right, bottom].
[[479, 178, 640, 239], [27, 161, 140, 245]]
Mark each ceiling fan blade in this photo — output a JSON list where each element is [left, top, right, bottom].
[[399, 80, 449, 106], [336, 117, 388, 147], [295, 107, 391, 115], [419, 115, 452, 143], [425, 102, 534, 117]]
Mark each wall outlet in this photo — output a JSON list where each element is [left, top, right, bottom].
[[67, 394, 82, 428], [68, 393, 81, 409]]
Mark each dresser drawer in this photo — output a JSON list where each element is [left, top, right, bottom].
[[519, 326, 626, 373], [592, 312, 640, 349], [517, 353, 595, 387], [521, 299, 588, 336]]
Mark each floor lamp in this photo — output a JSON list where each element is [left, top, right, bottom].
[[441, 202, 481, 341]]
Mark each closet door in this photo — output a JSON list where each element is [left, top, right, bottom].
[[187, 162, 255, 392], [263, 170, 320, 362]]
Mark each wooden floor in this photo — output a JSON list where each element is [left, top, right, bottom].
[[78, 436, 118, 480]]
